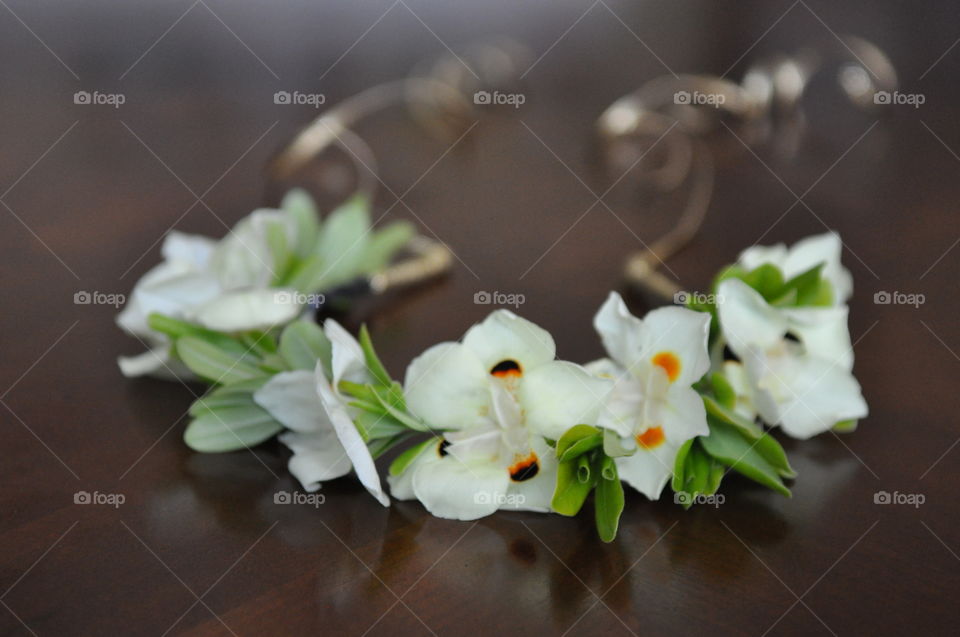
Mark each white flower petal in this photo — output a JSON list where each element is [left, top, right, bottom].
[[161, 230, 216, 268], [783, 306, 854, 371], [721, 360, 758, 421], [662, 385, 710, 441], [737, 243, 788, 272], [117, 345, 194, 380], [739, 346, 790, 426], [387, 439, 443, 500], [211, 209, 291, 290], [583, 357, 622, 380], [323, 319, 370, 386], [189, 288, 302, 333], [638, 306, 711, 387], [593, 292, 646, 369], [501, 437, 557, 513], [411, 455, 509, 520], [279, 431, 352, 491], [462, 309, 556, 373], [595, 374, 644, 440], [315, 364, 389, 506], [615, 440, 680, 500], [784, 231, 852, 304], [117, 262, 221, 337], [253, 370, 324, 433], [775, 356, 868, 439], [445, 427, 501, 464], [716, 279, 788, 355], [520, 361, 613, 440], [403, 342, 490, 430]]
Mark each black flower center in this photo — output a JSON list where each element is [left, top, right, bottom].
[[490, 359, 522, 378]]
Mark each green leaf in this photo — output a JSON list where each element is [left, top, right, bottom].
[[368, 431, 418, 459], [808, 279, 834, 307], [551, 458, 594, 516], [146, 313, 248, 355], [285, 254, 327, 295], [240, 330, 278, 356], [742, 264, 785, 301], [751, 431, 797, 479], [176, 337, 264, 385], [710, 372, 737, 410], [576, 455, 593, 483], [354, 410, 408, 441], [278, 321, 332, 375], [358, 324, 393, 387], [775, 263, 823, 306], [188, 378, 269, 417], [362, 221, 415, 273], [556, 424, 602, 460], [266, 220, 293, 285], [703, 395, 763, 439], [679, 443, 713, 507], [560, 433, 603, 462], [713, 264, 747, 290], [282, 188, 321, 258], [389, 437, 439, 476], [313, 193, 371, 288], [602, 428, 637, 457], [700, 421, 791, 497], [258, 353, 288, 374], [595, 456, 625, 542], [672, 438, 694, 493], [340, 380, 380, 404], [370, 387, 431, 432], [183, 404, 282, 452], [833, 419, 858, 433], [706, 457, 725, 494]]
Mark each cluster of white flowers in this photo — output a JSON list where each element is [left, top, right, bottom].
[[116, 189, 413, 379], [715, 232, 868, 439], [136, 230, 867, 541]]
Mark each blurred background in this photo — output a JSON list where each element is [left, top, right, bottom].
[[2, 1, 959, 635]]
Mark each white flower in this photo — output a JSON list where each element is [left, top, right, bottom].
[[116, 206, 305, 378], [253, 319, 389, 506], [736, 231, 852, 305], [716, 278, 868, 439], [388, 310, 611, 520], [588, 292, 711, 500]]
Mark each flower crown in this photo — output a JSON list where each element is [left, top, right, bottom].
[[118, 190, 867, 541]]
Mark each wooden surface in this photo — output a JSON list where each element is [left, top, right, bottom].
[[1, 1, 958, 635]]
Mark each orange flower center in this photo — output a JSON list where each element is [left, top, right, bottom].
[[508, 452, 539, 482], [652, 352, 681, 382], [636, 426, 665, 449]]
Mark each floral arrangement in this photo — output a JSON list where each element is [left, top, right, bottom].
[[121, 206, 867, 540], [116, 189, 414, 379]]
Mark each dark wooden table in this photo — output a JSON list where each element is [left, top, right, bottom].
[[2, 1, 958, 635]]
